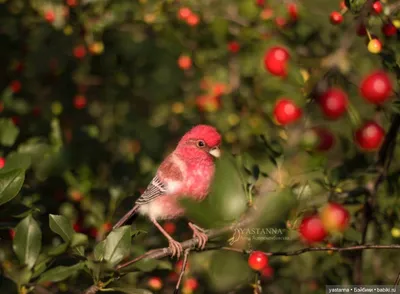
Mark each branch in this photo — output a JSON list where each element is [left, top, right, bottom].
[[116, 215, 255, 270], [83, 285, 99, 294]]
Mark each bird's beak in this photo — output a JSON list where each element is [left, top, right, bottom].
[[209, 146, 221, 158]]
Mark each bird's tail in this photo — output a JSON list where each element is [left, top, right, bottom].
[[113, 204, 140, 230]]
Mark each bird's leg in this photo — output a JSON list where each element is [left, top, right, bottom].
[[188, 222, 208, 250], [151, 219, 183, 259]]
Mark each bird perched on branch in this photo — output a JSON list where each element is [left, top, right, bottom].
[[113, 125, 221, 258]]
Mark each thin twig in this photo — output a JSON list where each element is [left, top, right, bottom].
[[174, 249, 191, 294], [394, 272, 400, 287]]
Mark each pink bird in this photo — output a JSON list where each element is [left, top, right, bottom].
[[113, 125, 221, 258]]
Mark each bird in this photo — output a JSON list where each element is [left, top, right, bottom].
[[113, 124, 221, 258]]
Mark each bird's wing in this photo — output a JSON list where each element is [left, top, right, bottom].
[[135, 175, 168, 205], [135, 154, 184, 205]]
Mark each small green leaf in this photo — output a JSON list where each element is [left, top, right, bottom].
[[38, 262, 84, 283], [0, 169, 25, 206], [0, 118, 19, 146], [49, 214, 74, 243], [1, 152, 31, 172], [13, 215, 42, 269], [48, 243, 69, 256], [103, 226, 131, 266], [71, 233, 88, 248]]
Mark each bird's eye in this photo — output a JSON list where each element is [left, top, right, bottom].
[[197, 140, 205, 147]]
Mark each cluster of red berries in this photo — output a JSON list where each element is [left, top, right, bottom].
[[299, 202, 350, 243], [264, 45, 393, 152], [247, 251, 274, 278], [177, 7, 200, 27], [330, 1, 398, 54], [257, 0, 299, 28]]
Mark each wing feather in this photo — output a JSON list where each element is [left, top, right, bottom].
[[135, 175, 167, 205]]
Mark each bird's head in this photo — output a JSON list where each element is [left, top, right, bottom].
[[176, 124, 222, 159]]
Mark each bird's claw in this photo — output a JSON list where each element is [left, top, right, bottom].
[[188, 222, 208, 250], [168, 238, 183, 259]]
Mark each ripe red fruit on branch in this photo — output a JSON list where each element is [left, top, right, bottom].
[[178, 55, 192, 70], [256, 0, 265, 7], [74, 95, 87, 109], [0, 157, 5, 169], [318, 88, 348, 119], [330, 12, 343, 25], [178, 7, 191, 20], [9, 229, 16, 239], [228, 41, 240, 53], [187, 13, 199, 26], [148, 277, 163, 290], [312, 127, 335, 151], [355, 121, 385, 151], [299, 215, 327, 243], [184, 278, 199, 291], [102, 222, 112, 233], [360, 71, 392, 104], [44, 10, 55, 23], [382, 23, 397, 37], [264, 46, 290, 77], [273, 99, 302, 125], [261, 266, 274, 279], [10, 80, 22, 93], [73, 45, 86, 59], [163, 221, 176, 234], [339, 1, 347, 9], [320, 202, 350, 233], [287, 3, 298, 21], [248, 251, 268, 271], [372, 1, 383, 14], [67, 0, 78, 7]]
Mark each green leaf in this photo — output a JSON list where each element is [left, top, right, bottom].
[[49, 214, 75, 243], [0, 118, 19, 146], [7, 266, 32, 287], [103, 226, 131, 266], [71, 233, 88, 248], [38, 262, 85, 283], [47, 243, 69, 256], [0, 169, 25, 206], [1, 152, 32, 172], [94, 240, 106, 261], [13, 215, 42, 269]]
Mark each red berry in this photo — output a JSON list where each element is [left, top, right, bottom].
[[372, 1, 382, 14], [73, 223, 82, 232], [73, 45, 86, 59], [287, 3, 298, 21], [9, 229, 16, 240], [320, 202, 350, 233], [275, 17, 287, 28], [102, 222, 112, 232], [360, 71, 392, 104], [187, 13, 199, 26], [148, 277, 163, 290], [10, 80, 22, 93], [44, 10, 55, 23], [299, 215, 327, 243], [163, 222, 176, 234], [0, 157, 5, 169], [355, 121, 385, 151], [74, 95, 87, 109], [356, 24, 367, 36], [178, 7, 191, 20], [330, 11, 343, 25], [184, 278, 199, 291], [313, 127, 335, 151], [256, 0, 265, 7], [248, 251, 268, 271], [67, 0, 78, 7], [175, 259, 190, 273], [213, 83, 227, 96], [273, 99, 302, 125], [11, 116, 20, 125], [382, 22, 397, 37], [178, 55, 192, 70], [318, 88, 348, 119], [228, 41, 240, 53], [89, 228, 98, 238], [261, 266, 274, 279], [264, 46, 290, 77]]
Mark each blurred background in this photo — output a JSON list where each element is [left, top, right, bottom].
[[0, 0, 400, 293]]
